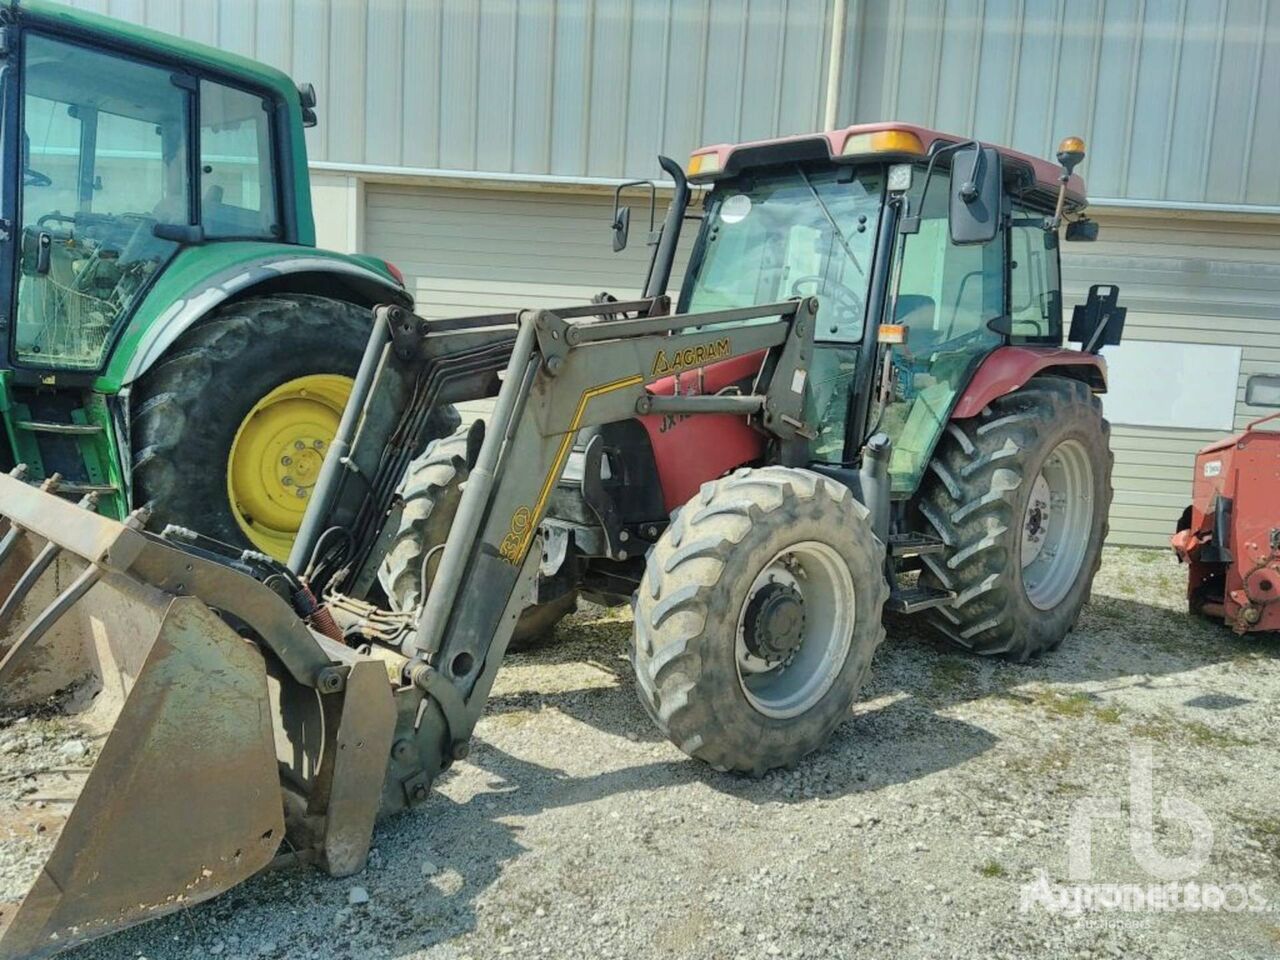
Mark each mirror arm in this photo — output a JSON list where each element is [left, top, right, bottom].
[[899, 139, 974, 234], [959, 147, 984, 202]]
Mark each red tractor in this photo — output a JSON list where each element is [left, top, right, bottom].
[[1173, 387, 1280, 633], [380, 124, 1123, 685]]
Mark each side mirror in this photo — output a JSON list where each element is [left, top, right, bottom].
[[1065, 218, 1099, 242], [610, 178, 656, 254], [949, 144, 1001, 245], [612, 205, 631, 253]]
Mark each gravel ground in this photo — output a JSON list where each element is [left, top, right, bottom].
[[3, 546, 1279, 959]]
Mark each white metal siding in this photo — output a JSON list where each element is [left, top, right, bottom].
[[57, 0, 1280, 208], [363, 184, 692, 317], [1065, 211, 1280, 547]]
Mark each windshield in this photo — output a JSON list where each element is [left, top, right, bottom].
[[14, 33, 191, 370], [680, 165, 884, 343]]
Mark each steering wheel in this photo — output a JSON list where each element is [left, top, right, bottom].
[[929, 325, 997, 357], [37, 211, 77, 228], [789, 275, 864, 333], [24, 168, 51, 188]]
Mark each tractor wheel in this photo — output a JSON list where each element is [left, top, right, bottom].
[[131, 293, 458, 562], [916, 375, 1112, 661], [378, 428, 578, 647], [632, 466, 887, 775]]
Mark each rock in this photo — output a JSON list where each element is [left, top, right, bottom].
[[0, 736, 24, 755], [58, 740, 88, 762], [348, 886, 370, 906], [421, 860, 439, 876]]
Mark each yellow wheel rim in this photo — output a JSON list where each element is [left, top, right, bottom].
[[227, 373, 352, 561]]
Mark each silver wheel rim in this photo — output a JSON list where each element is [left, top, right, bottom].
[[1020, 438, 1094, 610], [735, 541, 856, 719]]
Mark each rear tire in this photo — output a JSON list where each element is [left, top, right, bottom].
[[632, 466, 887, 775], [378, 428, 577, 647], [131, 293, 457, 560], [916, 375, 1112, 661]]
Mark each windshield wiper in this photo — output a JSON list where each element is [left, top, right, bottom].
[[795, 164, 864, 276]]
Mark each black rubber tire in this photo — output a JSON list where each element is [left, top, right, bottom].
[[916, 375, 1113, 662], [131, 293, 456, 553], [378, 428, 577, 647], [632, 466, 888, 775]]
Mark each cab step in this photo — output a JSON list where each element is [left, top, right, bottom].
[[886, 583, 957, 614], [888, 532, 948, 558], [16, 420, 104, 436]]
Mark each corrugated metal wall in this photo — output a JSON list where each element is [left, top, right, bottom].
[[58, 0, 1280, 208], [1063, 211, 1280, 546], [59, 0, 837, 183], [840, 0, 1280, 207]]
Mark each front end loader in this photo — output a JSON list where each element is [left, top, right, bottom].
[[2, 124, 1123, 957], [1, 292, 822, 957]]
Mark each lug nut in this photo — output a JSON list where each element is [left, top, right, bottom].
[[281, 455, 292, 466], [282, 477, 294, 486], [295, 440, 306, 451], [314, 439, 325, 449], [296, 488, 307, 498]]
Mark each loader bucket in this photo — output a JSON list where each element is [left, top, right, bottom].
[[0, 486, 286, 958]]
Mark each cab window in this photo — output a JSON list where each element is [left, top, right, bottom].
[[200, 81, 279, 239], [1008, 205, 1062, 343]]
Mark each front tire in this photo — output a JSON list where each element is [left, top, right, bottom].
[[916, 375, 1113, 661], [378, 428, 578, 646], [632, 467, 888, 775]]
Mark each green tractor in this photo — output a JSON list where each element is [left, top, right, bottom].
[[0, 0, 452, 561]]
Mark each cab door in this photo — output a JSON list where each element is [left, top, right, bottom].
[[874, 167, 1006, 495]]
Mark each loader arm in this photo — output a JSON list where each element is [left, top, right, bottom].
[[295, 295, 818, 767]]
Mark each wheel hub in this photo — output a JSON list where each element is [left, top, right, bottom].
[[743, 581, 806, 663], [1019, 440, 1095, 611], [1022, 472, 1052, 565], [227, 374, 352, 561]]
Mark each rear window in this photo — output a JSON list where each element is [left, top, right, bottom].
[[200, 81, 279, 239]]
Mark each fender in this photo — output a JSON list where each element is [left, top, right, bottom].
[[108, 249, 409, 390], [637, 351, 768, 512], [951, 346, 1108, 420]]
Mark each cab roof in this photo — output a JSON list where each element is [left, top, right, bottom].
[[11, 0, 301, 106], [689, 121, 1087, 212]]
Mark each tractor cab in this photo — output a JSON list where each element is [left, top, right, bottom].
[[679, 123, 1100, 499], [10, 30, 284, 372]]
